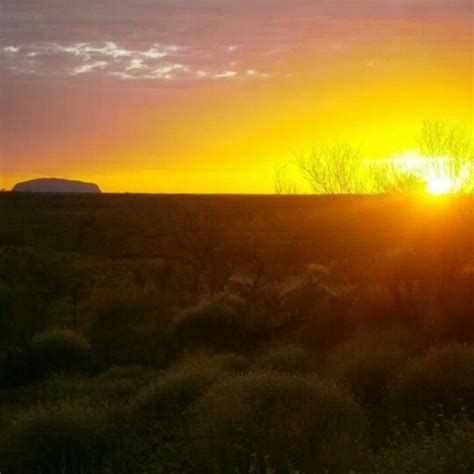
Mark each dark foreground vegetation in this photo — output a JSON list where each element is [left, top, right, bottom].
[[1, 192, 474, 473]]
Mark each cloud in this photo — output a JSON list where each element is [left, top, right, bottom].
[[3, 46, 19, 54], [0, 1, 468, 83], [213, 70, 237, 79], [0, 41, 271, 81], [246, 69, 269, 78], [73, 61, 108, 75]]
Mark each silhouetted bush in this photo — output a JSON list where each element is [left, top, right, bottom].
[[194, 371, 367, 472], [0, 404, 114, 474], [389, 343, 474, 423], [327, 329, 416, 409], [173, 350, 250, 374], [372, 419, 474, 474], [169, 296, 243, 352], [254, 343, 313, 374], [0, 366, 156, 409], [136, 368, 219, 433], [32, 329, 94, 377], [97, 364, 157, 384], [87, 287, 169, 367]]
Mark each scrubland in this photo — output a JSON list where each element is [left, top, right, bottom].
[[1, 193, 473, 473]]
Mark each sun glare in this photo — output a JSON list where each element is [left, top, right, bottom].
[[426, 174, 453, 195], [385, 151, 471, 195]]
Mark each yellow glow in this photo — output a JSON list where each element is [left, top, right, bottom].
[[387, 151, 472, 195], [426, 175, 454, 195], [2, 17, 471, 193]]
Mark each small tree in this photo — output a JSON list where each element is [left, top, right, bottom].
[[274, 164, 299, 194], [298, 142, 366, 194], [418, 120, 474, 192]]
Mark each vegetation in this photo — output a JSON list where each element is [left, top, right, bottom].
[[1, 192, 474, 472], [276, 121, 474, 194]]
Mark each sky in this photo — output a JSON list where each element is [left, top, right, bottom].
[[0, 0, 472, 193]]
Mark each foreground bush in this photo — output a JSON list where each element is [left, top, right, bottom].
[[136, 368, 219, 432], [0, 404, 114, 474], [0, 366, 156, 409], [327, 329, 415, 410], [193, 371, 368, 472], [373, 419, 474, 474], [172, 350, 249, 374], [254, 344, 313, 374], [87, 287, 169, 367], [389, 343, 474, 423], [32, 329, 94, 377], [169, 297, 243, 352]]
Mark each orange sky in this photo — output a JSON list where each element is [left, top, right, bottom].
[[0, 1, 472, 193]]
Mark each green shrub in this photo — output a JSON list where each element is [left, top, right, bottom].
[[136, 368, 219, 432], [389, 343, 474, 423], [373, 419, 474, 473], [0, 367, 156, 409], [169, 297, 243, 352], [327, 329, 415, 409], [32, 329, 94, 376], [194, 371, 367, 472], [96, 364, 157, 384], [86, 287, 169, 367], [0, 404, 114, 474], [254, 344, 313, 374], [173, 350, 250, 374]]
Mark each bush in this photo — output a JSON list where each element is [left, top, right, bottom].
[[173, 350, 249, 374], [86, 287, 169, 367], [136, 368, 219, 433], [193, 371, 367, 472], [169, 297, 243, 352], [0, 366, 156, 409], [0, 404, 114, 474], [373, 419, 474, 474], [389, 343, 474, 423], [254, 344, 313, 374], [32, 329, 94, 377], [96, 364, 157, 384], [327, 329, 415, 409]]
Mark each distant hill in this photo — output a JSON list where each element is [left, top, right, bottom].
[[12, 178, 101, 194]]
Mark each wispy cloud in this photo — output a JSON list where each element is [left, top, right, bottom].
[[1, 41, 272, 81]]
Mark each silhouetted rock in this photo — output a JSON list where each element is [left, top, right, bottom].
[[12, 178, 101, 194]]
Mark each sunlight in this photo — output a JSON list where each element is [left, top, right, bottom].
[[426, 174, 453, 195], [388, 150, 471, 195]]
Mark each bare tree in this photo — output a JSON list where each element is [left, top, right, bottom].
[[418, 120, 474, 191], [273, 164, 298, 194], [298, 142, 366, 194], [419, 120, 472, 160], [279, 121, 473, 195], [368, 161, 425, 194]]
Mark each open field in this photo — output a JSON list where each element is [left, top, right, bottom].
[[1, 193, 474, 473]]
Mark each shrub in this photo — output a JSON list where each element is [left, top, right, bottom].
[[169, 297, 243, 352], [327, 329, 415, 410], [0, 367, 156, 409], [254, 344, 313, 374], [193, 371, 367, 472], [373, 419, 474, 474], [86, 287, 169, 367], [0, 404, 114, 474], [173, 350, 249, 374], [96, 364, 157, 384], [32, 329, 94, 376], [136, 368, 219, 433], [389, 343, 474, 423]]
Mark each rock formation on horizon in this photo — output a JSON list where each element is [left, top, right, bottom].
[[12, 178, 101, 194]]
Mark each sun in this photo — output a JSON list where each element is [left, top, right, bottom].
[[426, 174, 454, 195], [385, 150, 471, 195]]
